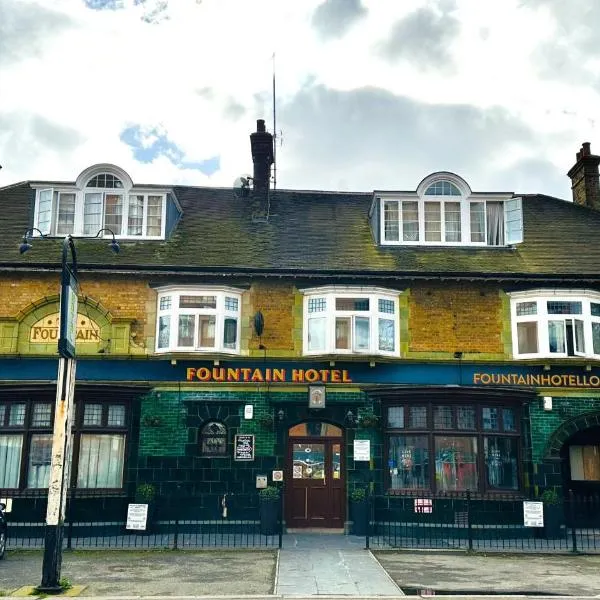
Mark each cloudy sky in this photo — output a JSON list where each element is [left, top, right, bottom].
[[0, 0, 599, 199]]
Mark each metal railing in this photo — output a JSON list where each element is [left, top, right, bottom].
[[5, 491, 284, 550], [366, 491, 600, 553]]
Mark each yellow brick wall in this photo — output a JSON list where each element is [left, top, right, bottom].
[[0, 274, 154, 344], [408, 284, 503, 354]]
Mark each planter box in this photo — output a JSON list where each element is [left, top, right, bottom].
[[350, 500, 368, 536], [259, 499, 279, 535]]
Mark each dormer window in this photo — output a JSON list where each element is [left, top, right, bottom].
[[32, 164, 173, 240], [378, 173, 523, 247]]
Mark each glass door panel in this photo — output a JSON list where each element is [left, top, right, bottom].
[[292, 443, 325, 480]]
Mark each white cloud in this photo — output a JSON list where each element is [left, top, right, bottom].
[[0, 0, 598, 200]]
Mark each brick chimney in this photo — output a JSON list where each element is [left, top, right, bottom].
[[250, 119, 274, 222], [567, 142, 600, 209]]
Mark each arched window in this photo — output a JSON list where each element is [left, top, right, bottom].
[[200, 421, 227, 456], [86, 174, 124, 188], [424, 181, 461, 196]]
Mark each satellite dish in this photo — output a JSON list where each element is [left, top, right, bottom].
[[233, 174, 253, 199]]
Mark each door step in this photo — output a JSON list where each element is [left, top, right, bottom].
[[286, 528, 345, 534]]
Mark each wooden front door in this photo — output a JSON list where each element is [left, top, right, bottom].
[[285, 422, 344, 528]]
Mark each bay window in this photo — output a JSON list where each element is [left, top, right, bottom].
[[386, 402, 520, 494], [155, 286, 243, 354], [510, 290, 600, 359], [302, 287, 401, 356]]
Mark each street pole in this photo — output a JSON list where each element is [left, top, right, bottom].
[[39, 235, 78, 594]]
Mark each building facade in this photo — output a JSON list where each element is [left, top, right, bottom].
[[1, 123, 600, 530]]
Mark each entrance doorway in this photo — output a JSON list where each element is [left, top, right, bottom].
[[285, 422, 344, 528]]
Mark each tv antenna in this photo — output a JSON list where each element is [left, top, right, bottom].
[[272, 52, 283, 191]]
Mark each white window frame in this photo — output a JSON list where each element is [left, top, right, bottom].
[[510, 289, 600, 359], [155, 286, 244, 355], [301, 286, 401, 357], [378, 173, 521, 248], [31, 166, 170, 240]]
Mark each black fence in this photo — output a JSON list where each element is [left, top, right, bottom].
[[5, 491, 283, 550], [365, 491, 600, 553]]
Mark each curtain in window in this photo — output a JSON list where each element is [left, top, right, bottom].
[[548, 320, 566, 353], [384, 202, 399, 241], [146, 196, 162, 236], [27, 434, 53, 488], [424, 202, 441, 241], [308, 317, 326, 351], [84, 193, 103, 235], [378, 318, 395, 351], [486, 202, 504, 246], [128, 195, 144, 235], [57, 193, 76, 235], [434, 436, 478, 491], [104, 194, 123, 234], [402, 201, 419, 241], [389, 435, 429, 490], [484, 436, 518, 489], [178, 315, 195, 347], [223, 317, 237, 349], [0, 434, 23, 488], [158, 315, 170, 349], [77, 434, 125, 488], [354, 317, 370, 350], [517, 321, 538, 354]]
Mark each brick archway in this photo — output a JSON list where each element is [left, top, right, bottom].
[[543, 411, 600, 459]]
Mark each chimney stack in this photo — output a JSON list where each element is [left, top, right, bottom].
[[567, 142, 600, 210], [249, 119, 274, 222]]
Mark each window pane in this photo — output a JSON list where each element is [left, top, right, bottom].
[[575, 319, 585, 353], [424, 202, 441, 241], [408, 406, 427, 429], [389, 435, 429, 489], [335, 298, 369, 311], [444, 201, 461, 242], [308, 297, 326, 313], [517, 321, 538, 354], [378, 299, 395, 314], [335, 317, 350, 350], [9, 403, 26, 426], [378, 318, 395, 352], [570, 445, 600, 481], [0, 405, 5, 425], [128, 195, 144, 236], [158, 315, 170, 349], [487, 201, 504, 246], [0, 434, 23, 487], [197, 315, 216, 347], [84, 404, 103, 426], [388, 407, 404, 428], [159, 296, 172, 310], [384, 201, 399, 241], [593, 322, 600, 355], [548, 320, 565, 353], [482, 407, 499, 431], [146, 195, 162, 236], [354, 317, 370, 351], [56, 193, 76, 235], [470, 202, 485, 242], [434, 406, 453, 429], [592, 303, 600, 317], [224, 297, 238, 312], [77, 434, 125, 488], [435, 436, 478, 491], [293, 443, 325, 479], [547, 301, 582, 315], [32, 403, 52, 427], [27, 434, 53, 488], [516, 301, 537, 316], [502, 408, 516, 432], [108, 405, 126, 427], [457, 406, 475, 430], [402, 201, 419, 241], [180, 295, 216, 309], [308, 317, 326, 351], [104, 194, 123, 233], [223, 317, 237, 349], [178, 315, 195, 346], [84, 193, 103, 235], [37, 190, 53, 233], [484, 437, 518, 489]]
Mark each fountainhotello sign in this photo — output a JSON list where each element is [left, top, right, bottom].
[[473, 372, 600, 388], [29, 313, 101, 343]]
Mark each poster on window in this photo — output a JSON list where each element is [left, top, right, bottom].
[[126, 503, 149, 530], [523, 501, 544, 527], [234, 434, 255, 461]]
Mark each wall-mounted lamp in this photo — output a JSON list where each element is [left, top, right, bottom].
[[585, 364, 592, 372], [453, 351, 463, 359], [253, 311, 265, 349], [277, 409, 286, 422], [345, 410, 357, 426], [543, 364, 551, 371]]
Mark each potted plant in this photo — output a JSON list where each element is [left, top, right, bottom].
[[540, 488, 563, 539], [358, 411, 379, 429], [135, 483, 157, 532], [259, 486, 280, 535], [349, 487, 369, 536], [256, 413, 274, 430]]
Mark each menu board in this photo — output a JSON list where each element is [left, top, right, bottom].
[[234, 434, 255, 461]]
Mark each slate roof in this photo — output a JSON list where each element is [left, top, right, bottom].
[[1, 181, 599, 282]]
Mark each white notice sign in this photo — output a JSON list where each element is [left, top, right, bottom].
[[354, 439, 371, 461], [523, 501, 544, 527], [126, 503, 149, 530]]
